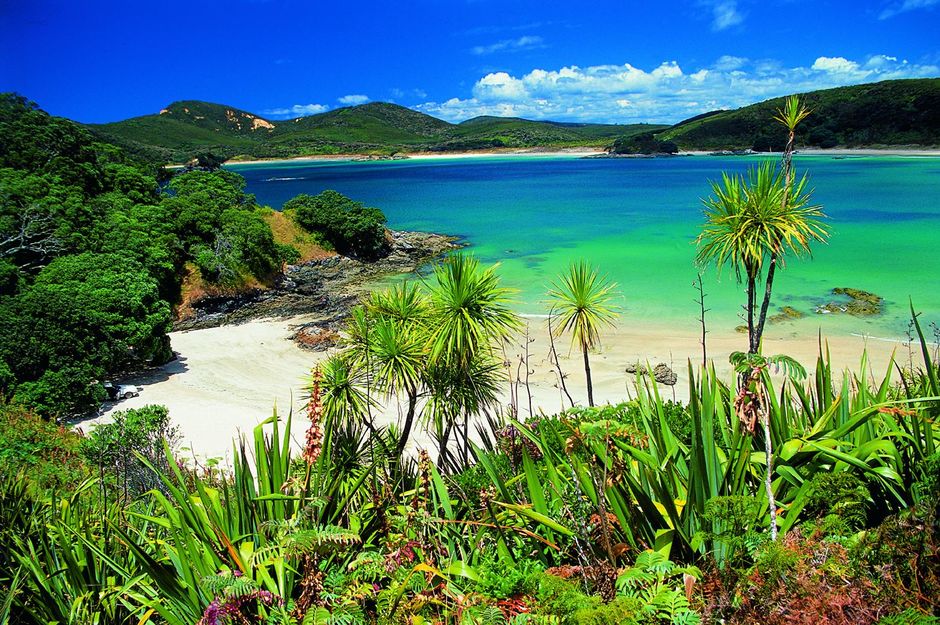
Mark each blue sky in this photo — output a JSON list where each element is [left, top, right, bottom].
[[1, 0, 938, 124]]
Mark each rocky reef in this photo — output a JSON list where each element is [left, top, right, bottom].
[[769, 306, 806, 323]]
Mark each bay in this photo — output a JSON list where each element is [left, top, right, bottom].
[[230, 154, 940, 341]]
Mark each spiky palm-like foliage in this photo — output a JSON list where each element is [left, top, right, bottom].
[[318, 354, 377, 433], [369, 316, 427, 457], [696, 96, 828, 356], [424, 253, 520, 464], [548, 261, 620, 407], [696, 161, 827, 354], [425, 253, 519, 369]]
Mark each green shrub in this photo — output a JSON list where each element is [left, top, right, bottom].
[[0, 404, 88, 491], [915, 452, 940, 508], [285, 190, 389, 260], [559, 400, 711, 448], [852, 505, 940, 613], [475, 557, 543, 599], [876, 609, 940, 625], [572, 597, 642, 625], [803, 472, 870, 530], [699, 496, 763, 569], [80, 404, 178, 497], [529, 572, 599, 622]]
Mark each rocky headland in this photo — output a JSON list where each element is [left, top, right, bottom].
[[174, 230, 462, 341]]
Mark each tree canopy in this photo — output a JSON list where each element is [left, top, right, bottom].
[[0, 93, 299, 417], [285, 190, 389, 259]]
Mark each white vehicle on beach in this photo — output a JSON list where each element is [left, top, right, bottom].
[[103, 382, 142, 400]]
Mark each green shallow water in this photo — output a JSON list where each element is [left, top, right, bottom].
[[231, 154, 940, 341]]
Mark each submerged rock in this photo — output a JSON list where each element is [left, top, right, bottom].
[[769, 306, 806, 323], [816, 287, 884, 316]]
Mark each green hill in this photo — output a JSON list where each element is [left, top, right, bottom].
[[88, 78, 940, 163], [438, 116, 656, 151], [91, 100, 276, 162], [90, 101, 660, 162], [662, 78, 940, 150]]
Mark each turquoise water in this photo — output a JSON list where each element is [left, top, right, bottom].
[[230, 155, 940, 340]]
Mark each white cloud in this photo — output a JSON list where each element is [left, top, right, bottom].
[[709, 0, 744, 30], [415, 54, 940, 124], [812, 56, 861, 73], [338, 94, 370, 105], [714, 55, 748, 71], [879, 0, 939, 19], [263, 103, 329, 119], [471, 35, 545, 56]]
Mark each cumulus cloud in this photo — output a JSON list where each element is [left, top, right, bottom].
[[708, 0, 744, 30], [263, 103, 329, 119], [338, 94, 370, 105], [471, 35, 545, 56], [811, 56, 862, 73], [415, 54, 939, 124], [879, 0, 939, 19]]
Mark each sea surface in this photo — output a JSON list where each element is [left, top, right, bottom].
[[230, 154, 940, 341]]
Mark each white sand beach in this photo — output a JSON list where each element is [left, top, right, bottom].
[[85, 313, 918, 463]]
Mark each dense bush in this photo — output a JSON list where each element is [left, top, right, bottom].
[[284, 190, 389, 259], [0, 253, 172, 417], [81, 404, 178, 497], [0, 95, 300, 417], [0, 404, 88, 491], [609, 132, 679, 155]]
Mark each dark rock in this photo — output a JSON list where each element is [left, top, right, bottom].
[[653, 363, 677, 386], [625, 362, 677, 385]]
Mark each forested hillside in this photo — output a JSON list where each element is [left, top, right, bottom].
[[89, 78, 940, 163], [662, 78, 940, 150]]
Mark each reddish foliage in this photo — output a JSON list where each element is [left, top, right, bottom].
[[496, 596, 531, 620], [702, 530, 893, 625]]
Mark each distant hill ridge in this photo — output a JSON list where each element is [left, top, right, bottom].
[[88, 78, 940, 163], [90, 100, 662, 162]]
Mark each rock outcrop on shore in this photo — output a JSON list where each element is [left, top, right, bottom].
[[174, 230, 461, 334]]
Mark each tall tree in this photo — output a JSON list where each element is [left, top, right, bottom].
[[696, 97, 828, 355], [547, 261, 619, 407]]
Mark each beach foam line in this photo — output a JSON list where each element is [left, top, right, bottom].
[[849, 332, 927, 344]]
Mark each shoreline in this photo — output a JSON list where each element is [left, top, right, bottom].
[[677, 147, 940, 157], [175, 230, 461, 331], [84, 312, 926, 462], [223, 147, 605, 167], [218, 146, 940, 168]]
